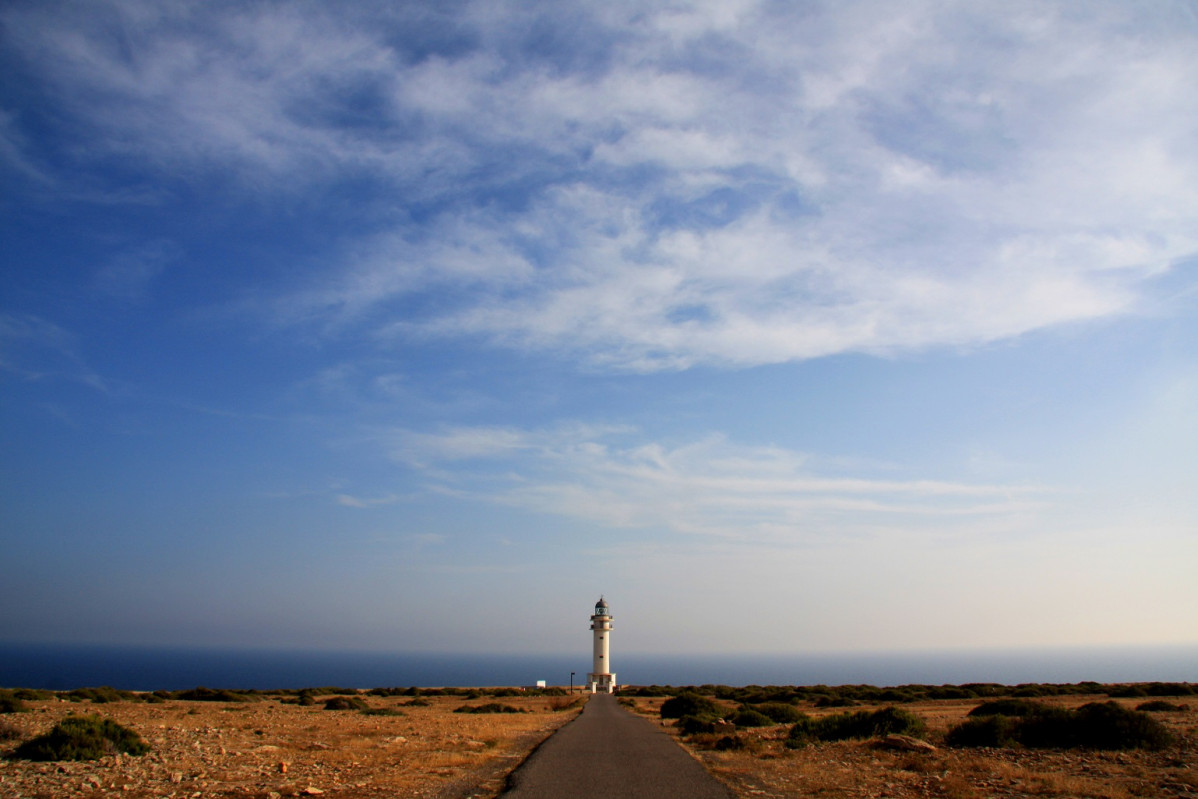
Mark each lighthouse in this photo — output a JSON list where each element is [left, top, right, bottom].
[[587, 596, 616, 693]]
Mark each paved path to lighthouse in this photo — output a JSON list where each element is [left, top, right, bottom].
[[500, 693, 733, 799]]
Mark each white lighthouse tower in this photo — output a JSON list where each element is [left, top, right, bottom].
[[587, 596, 616, 693]]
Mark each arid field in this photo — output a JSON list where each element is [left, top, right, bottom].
[[632, 690, 1198, 799], [2, 686, 1195, 798], [0, 690, 583, 798]]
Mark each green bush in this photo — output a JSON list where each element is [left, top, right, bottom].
[[755, 702, 806, 724], [61, 687, 139, 704], [1137, 700, 1186, 713], [967, 699, 1044, 718], [660, 692, 722, 720], [784, 716, 818, 748], [172, 687, 256, 703], [13, 715, 149, 761], [945, 715, 1021, 748], [947, 701, 1172, 750], [1071, 702, 1173, 750], [678, 714, 718, 735], [813, 695, 856, 708], [730, 708, 774, 728], [786, 706, 925, 747], [361, 707, 403, 716], [323, 696, 369, 711], [453, 703, 523, 714], [0, 691, 28, 714], [1144, 683, 1195, 697], [814, 706, 927, 742]]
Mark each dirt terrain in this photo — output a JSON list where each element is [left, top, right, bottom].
[[625, 693, 1198, 799], [0, 692, 583, 798], [3, 690, 1196, 798]]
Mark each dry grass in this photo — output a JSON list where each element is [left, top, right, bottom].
[[0, 692, 585, 798], [621, 693, 1198, 799]]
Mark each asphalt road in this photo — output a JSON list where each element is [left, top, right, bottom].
[[501, 693, 734, 799]]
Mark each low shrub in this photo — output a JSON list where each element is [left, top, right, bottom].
[[400, 698, 431, 707], [785, 717, 818, 748], [815, 706, 927, 742], [813, 695, 856, 708], [1071, 702, 1173, 750], [454, 703, 523, 714], [945, 715, 1020, 748], [61, 687, 138, 704], [173, 687, 256, 703], [786, 706, 925, 747], [360, 707, 403, 716], [755, 702, 806, 724], [13, 715, 149, 761], [1143, 682, 1195, 696], [323, 696, 369, 711], [678, 714, 718, 735], [0, 691, 28, 714], [730, 708, 774, 728], [967, 699, 1044, 718], [1137, 700, 1186, 713], [660, 692, 722, 720], [947, 701, 1172, 750], [548, 696, 583, 712]]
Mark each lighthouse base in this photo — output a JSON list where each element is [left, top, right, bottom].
[[587, 672, 616, 694]]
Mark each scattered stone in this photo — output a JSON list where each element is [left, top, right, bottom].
[[875, 734, 937, 753]]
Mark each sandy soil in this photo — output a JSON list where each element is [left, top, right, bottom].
[[623, 694, 1198, 799], [5, 691, 1196, 798], [0, 692, 584, 799]]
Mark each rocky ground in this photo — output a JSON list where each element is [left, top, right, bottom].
[[4, 691, 1196, 798], [624, 693, 1198, 799], [0, 692, 583, 799]]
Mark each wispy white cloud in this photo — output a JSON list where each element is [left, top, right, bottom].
[[0, 313, 112, 393], [382, 424, 1049, 540], [5, 0, 1197, 370], [94, 240, 180, 301], [336, 493, 403, 509]]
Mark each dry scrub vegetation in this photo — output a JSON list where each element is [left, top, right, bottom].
[[5, 683, 1197, 799], [620, 690, 1198, 799], [0, 690, 584, 798]]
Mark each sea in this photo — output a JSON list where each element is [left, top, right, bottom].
[[2, 643, 1194, 691]]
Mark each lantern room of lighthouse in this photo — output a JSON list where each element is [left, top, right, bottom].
[[587, 596, 616, 693]]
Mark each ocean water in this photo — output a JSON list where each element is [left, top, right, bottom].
[[1, 643, 1194, 691]]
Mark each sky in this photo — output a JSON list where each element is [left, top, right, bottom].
[[2, 0, 1196, 661]]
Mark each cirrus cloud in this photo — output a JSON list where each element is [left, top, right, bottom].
[[4, 0, 1196, 371]]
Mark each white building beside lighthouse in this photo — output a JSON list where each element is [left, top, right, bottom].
[[587, 596, 616, 693]]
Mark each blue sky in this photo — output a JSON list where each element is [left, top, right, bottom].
[[2, 0, 1196, 659]]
